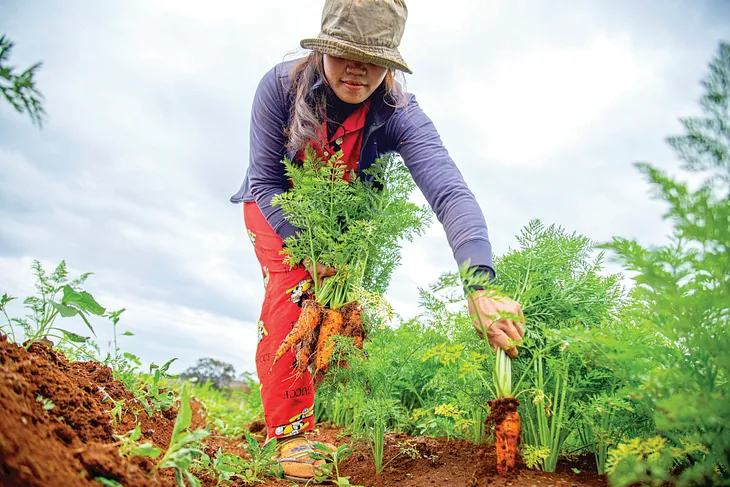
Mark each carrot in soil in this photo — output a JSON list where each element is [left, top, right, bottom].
[[271, 299, 322, 371], [486, 397, 521, 475], [314, 307, 345, 375]]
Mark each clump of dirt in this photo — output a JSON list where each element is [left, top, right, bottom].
[[248, 419, 266, 434], [486, 397, 520, 426], [0, 334, 166, 486]]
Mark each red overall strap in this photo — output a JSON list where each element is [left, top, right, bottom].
[[244, 99, 371, 440], [296, 100, 371, 181]]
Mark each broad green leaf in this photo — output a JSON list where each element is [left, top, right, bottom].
[[122, 331, 134, 336], [171, 385, 192, 440], [174, 469, 185, 487], [61, 285, 105, 315], [76, 311, 98, 337], [245, 430, 260, 452], [183, 470, 201, 487], [51, 301, 78, 318], [261, 437, 277, 455], [159, 357, 178, 375], [131, 444, 162, 459], [58, 328, 89, 343], [129, 424, 142, 441], [123, 352, 141, 365], [175, 429, 210, 447], [312, 442, 332, 454]]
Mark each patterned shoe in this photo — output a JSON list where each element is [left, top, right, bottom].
[[273, 434, 326, 482]]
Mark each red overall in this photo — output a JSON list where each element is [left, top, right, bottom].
[[243, 101, 370, 439]]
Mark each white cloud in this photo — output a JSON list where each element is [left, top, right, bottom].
[[454, 34, 666, 165]]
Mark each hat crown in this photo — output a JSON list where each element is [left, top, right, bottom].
[[319, 0, 408, 49]]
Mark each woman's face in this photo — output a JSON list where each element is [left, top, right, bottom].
[[323, 54, 388, 104]]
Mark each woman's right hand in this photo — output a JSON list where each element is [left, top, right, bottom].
[[303, 258, 337, 288]]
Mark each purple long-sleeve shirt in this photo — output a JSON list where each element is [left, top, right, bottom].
[[230, 59, 494, 270]]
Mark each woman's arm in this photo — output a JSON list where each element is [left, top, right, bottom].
[[246, 65, 300, 240], [388, 93, 494, 270], [388, 95, 525, 355]]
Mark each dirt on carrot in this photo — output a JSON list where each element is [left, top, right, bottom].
[[486, 397, 521, 475], [341, 301, 366, 349], [296, 332, 318, 374]]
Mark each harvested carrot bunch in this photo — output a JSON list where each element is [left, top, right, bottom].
[[269, 145, 431, 381], [272, 300, 367, 379]]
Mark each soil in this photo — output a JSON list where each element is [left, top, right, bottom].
[[0, 334, 607, 487]]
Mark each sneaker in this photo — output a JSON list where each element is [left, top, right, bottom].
[[272, 434, 327, 482]]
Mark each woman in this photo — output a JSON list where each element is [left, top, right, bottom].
[[229, 0, 525, 480]]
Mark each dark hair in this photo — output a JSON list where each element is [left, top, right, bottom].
[[285, 52, 407, 155]]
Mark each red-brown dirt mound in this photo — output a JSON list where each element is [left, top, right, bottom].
[[0, 333, 608, 487], [0, 334, 167, 486]]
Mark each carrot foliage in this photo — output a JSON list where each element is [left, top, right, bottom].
[[271, 145, 431, 309]]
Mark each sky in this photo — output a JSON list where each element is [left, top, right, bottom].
[[1, 1, 728, 376]]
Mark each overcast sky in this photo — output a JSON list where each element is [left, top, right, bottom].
[[1, 1, 728, 375]]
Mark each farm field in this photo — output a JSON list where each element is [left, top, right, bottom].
[[1, 21, 728, 487], [1, 331, 606, 487]]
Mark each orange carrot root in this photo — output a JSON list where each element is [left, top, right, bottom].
[[496, 409, 520, 474], [487, 398, 521, 475], [271, 300, 322, 370], [341, 301, 366, 349], [314, 307, 344, 375]]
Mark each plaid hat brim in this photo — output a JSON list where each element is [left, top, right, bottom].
[[300, 33, 412, 74]]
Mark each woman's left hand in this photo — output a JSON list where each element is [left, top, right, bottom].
[[467, 290, 525, 358]]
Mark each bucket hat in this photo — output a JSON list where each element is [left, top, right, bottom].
[[300, 0, 412, 74]]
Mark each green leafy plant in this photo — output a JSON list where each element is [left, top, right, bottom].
[[1, 260, 107, 352], [115, 423, 162, 459], [194, 447, 250, 486], [587, 40, 730, 486], [481, 221, 622, 472], [152, 384, 210, 487], [272, 147, 431, 308], [192, 377, 264, 440], [574, 393, 636, 474], [308, 442, 364, 486], [0, 34, 45, 126], [131, 358, 178, 418], [35, 395, 55, 411], [239, 429, 282, 484]]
